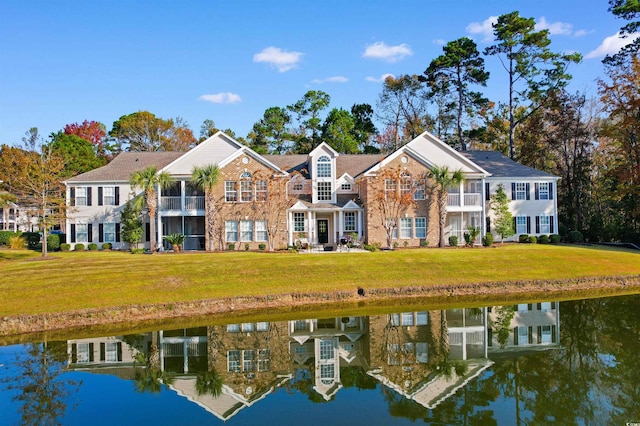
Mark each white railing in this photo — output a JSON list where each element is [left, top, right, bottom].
[[160, 196, 181, 210], [185, 196, 204, 210], [447, 192, 482, 207], [447, 194, 460, 206]]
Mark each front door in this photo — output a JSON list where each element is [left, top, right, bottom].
[[317, 219, 329, 244]]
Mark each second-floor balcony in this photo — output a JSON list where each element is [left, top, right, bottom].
[[160, 196, 205, 211], [447, 192, 482, 209]]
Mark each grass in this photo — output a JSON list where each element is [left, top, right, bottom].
[[1, 244, 639, 318]]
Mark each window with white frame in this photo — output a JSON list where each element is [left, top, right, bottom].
[[416, 311, 428, 325], [105, 342, 118, 362], [293, 212, 305, 232], [225, 221, 238, 242], [256, 322, 269, 331], [225, 181, 237, 202], [399, 218, 412, 239], [226, 324, 240, 332], [243, 350, 256, 372], [539, 215, 551, 233], [77, 343, 90, 363], [257, 349, 270, 372], [240, 220, 253, 242], [228, 350, 241, 372], [341, 183, 352, 191], [415, 217, 426, 239], [414, 179, 426, 200], [344, 212, 356, 232], [401, 312, 414, 325], [241, 322, 254, 332], [320, 340, 334, 360], [515, 183, 527, 200], [538, 182, 550, 200], [320, 364, 335, 384], [76, 222, 88, 243], [516, 216, 527, 234], [255, 180, 267, 201], [75, 187, 87, 206], [386, 218, 398, 239], [103, 223, 116, 243], [240, 180, 253, 202], [400, 175, 412, 196], [103, 186, 115, 205], [255, 220, 268, 241], [318, 182, 332, 201], [317, 156, 331, 177], [385, 179, 396, 199]]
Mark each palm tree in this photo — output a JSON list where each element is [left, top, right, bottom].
[[195, 369, 224, 397], [430, 165, 464, 247], [190, 164, 220, 251], [129, 165, 173, 253]]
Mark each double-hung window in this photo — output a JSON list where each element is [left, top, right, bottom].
[[225, 181, 237, 202], [255, 180, 267, 201], [103, 187, 115, 205], [415, 217, 427, 239], [400, 176, 412, 197], [318, 182, 332, 201], [537, 182, 549, 200], [255, 220, 268, 241], [344, 212, 356, 232], [293, 213, 305, 232], [514, 183, 529, 200], [399, 218, 412, 239], [240, 180, 252, 202], [240, 220, 253, 242], [103, 223, 116, 243], [76, 222, 88, 243], [538, 215, 551, 233], [413, 179, 425, 200], [76, 187, 88, 206], [385, 179, 396, 199], [243, 350, 256, 372], [225, 221, 238, 242], [228, 350, 241, 372], [516, 216, 528, 234]]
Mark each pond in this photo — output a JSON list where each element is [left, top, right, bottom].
[[1, 293, 639, 425]]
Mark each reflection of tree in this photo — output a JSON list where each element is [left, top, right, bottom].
[[491, 305, 515, 348], [288, 367, 329, 403], [340, 366, 377, 390], [195, 370, 223, 397], [133, 337, 175, 394], [1, 340, 80, 426]]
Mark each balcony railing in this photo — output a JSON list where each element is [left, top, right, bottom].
[[185, 196, 204, 210], [160, 196, 181, 210], [160, 196, 205, 211], [447, 192, 482, 207]]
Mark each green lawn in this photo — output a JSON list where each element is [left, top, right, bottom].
[[1, 244, 639, 317]]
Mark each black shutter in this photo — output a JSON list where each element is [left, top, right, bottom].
[[117, 342, 123, 362], [116, 223, 121, 242], [534, 183, 539, 200], [100, 343, 105, 361], [485, 182, 490, 201], [99, 224, 104, 243], [89, 343, 94, 362], [70, 187, 76, 205], [513, 217, 517, 234], [537, 303, 542, 310], [552, 325, 557, 343], [528, 326, 533, 344], [486, 217, 491, 233], [525, 183, 530, 200], [549, 183, 554, 200], [551, 301, 556, 309], [88, 224, 93, 243], [70, 224, 76, 243], [145, 223, 150, 242], [537, 326, 542, 344], [487, 327, 493, 347], [98, 187, 103, 206], [511, 183, 516, 200], [526, 217, 531, 234], [71, 344, 77, 363], [550, 216, 555, 233], [536, 216, 540, 234], [87, 187, 93, 206], [115, 187, 120, 205], [514, 327, 518, 346]]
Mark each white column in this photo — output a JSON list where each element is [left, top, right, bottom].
[[180, 180, 186, 211], [358, 210, 363, 238], [156, 184, 162, 250]]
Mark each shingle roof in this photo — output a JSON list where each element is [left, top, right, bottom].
[[461, 151, 557, 179], [65, 152, 183, 183], [264, 154, 384, 179]]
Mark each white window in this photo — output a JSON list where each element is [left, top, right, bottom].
[[399, 218, 412, 239], [515, 183, 527, 200], [225, 181, 237, 202], [539, 215, 551, 233], [318, 182, 332, 201], [228, 350, 241, 372], [225, 221, 238, 242], [416, 342, 428, 363], [415, 217, 426, 239], [75, 187, 87, 206], [256, 322, 269, 331], [255, 220, 268, 242], [387, 343, 400, 365], [105, 342, 118, 362], [320, 364, 335, 384], [400, 176, 412, 196], [240, 220, 253, 242], [344, 212, 356, 232], [255, 180, 267, 201], [341, 183, 352, 191], [77, 343, 90, 363], [294, 320, 308, 331], [516, 216, 527, 234], [257, 349, 270, 372], [293, 213, 305, 232], [243, 350, 256, 372], [401, 312, 414, 325], [541, 325, 552, 343], [226, 324, 240, 332], [385, 179, 396, 199], [240, 180, 252, 202], [320, 340, 334, 360], [103, 186, 115, 205], [538, 182, 549, 200], [390, 313, 400, 326], [241, 323, 254, 332], [416, 311, 428, 325], [386, 218, 398, 239], [518, 326, 529, 346], [414, 179, 425, 200], [103, 223, 115, 243], [317, 156, 331, 177], [76, 222, 88, 243]]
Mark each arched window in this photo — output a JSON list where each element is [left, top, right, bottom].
[[317, 156, 331, 178]]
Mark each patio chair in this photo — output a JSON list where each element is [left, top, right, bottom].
[[296, 238, 309, 251]]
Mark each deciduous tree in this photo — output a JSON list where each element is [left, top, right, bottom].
[[110, 112, 197, 152], [249, 171, 293, 251], [48, 133, 106, 178], [63, 120, 109, 158]]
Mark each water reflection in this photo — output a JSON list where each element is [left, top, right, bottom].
[[2, 295, 638, 425]]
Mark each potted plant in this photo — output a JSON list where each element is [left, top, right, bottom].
[[163, 233, 186, 252]]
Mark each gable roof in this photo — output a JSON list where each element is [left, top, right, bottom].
[[264, 154, 384, 179], [64, 152, 182, 183], [461, 151, 558, 179]]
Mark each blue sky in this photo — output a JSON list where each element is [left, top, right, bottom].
[[1, 0, 637, 147]]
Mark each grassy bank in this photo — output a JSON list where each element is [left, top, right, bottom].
[[1, 244, 639, 320]]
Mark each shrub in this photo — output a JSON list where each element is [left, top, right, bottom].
[[74, 243, 85, 251], [228, 243, 235, 251], [538, 234, 549, 244], [60, 243, 71, 252], [482, 233, 494, 247], [403, 241, 408, 248], [102, 243, 112, 250], [420, 239, 428, 247], [244, 243, 250, 251], [0, 231, 19, 246], [163, 233, 185, 252], [550, 234, 561, 243], [131, 248, 145, 254], [393, 241, 399, 249], [363, 244, 377, 252], [518, 234, 530, 243], [9, 235, 26, 249], [258, 243, 266, 251], [22, 232, 41, 249], [88, 243, 98, 251], [529, 236, 537, 244], [567, 230, 584, 243], [47, 233, 60, 251], [449, 236, 458, 246]]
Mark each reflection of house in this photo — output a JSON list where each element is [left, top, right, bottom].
[[67, 334, 149, 379], [487, 302, 561, 351], [64, 131, 558, 250], [289, 316, 369, 400]]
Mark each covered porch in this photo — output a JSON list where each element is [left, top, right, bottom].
[[288, 202, 364, 251]]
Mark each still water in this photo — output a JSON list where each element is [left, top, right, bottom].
[[1, 294, 639, 425]]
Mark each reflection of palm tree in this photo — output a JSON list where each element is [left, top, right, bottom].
[[133, 341, 175, 394], [195, 370, 224, 397]]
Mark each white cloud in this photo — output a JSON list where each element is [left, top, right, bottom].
[[362, 42, 412, 63], [198, 93, 242, 104], [365, 73, 394, 83], [433, 39, 446, 46], [535, 17, 573, 35], [311, 76, 348, 84], [253, 46, 303, 72], [573, 29, 589, 38], [466, 16, 498, 43], [585, 32, 640, 59]]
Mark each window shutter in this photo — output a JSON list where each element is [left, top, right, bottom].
[[525, 183, 530, 200], [513, 327, 518, 346], [526, 217, 531, 234], [87, 187, 92, 206], [98, 187, 103, 206], [115, 223, 121, 242], [117, 342, 123, 362], [550, 216, 555, 233], [511, 183, 516, 200], [99, 224, 104, 243], [536, 216, 540, 234], [115, 187, 120, 205], [552, 325, 557, 343], [549, 183, 554, 200], [486, 217, 491, 233], [528, 326, 533, 344], [88, 224, 93, 243], [537, 326, 542, 344], [71, 344, 77, 363], [487, 327, 493, 347], [70, 224, 76, 243], [89, 343, 94, 362], [145, 223, 150, 242], [100, 343, 105, 361], [513, 217, 517, 233], [534, 183, 539, 200], [70, 187, 75, 205], [485, 182, 490, 201], [551, 301, 556, 309]]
